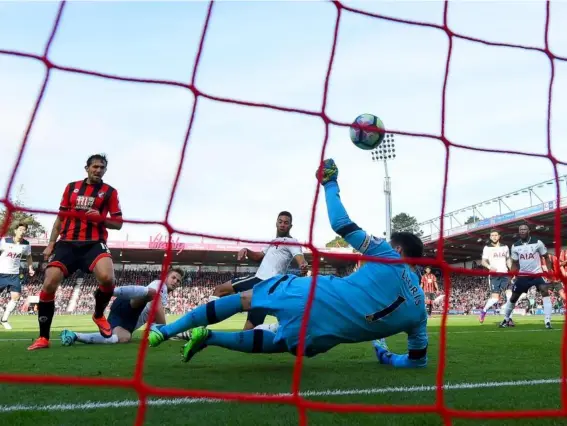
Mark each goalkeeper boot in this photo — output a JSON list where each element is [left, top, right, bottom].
[[60, 329, 78, 346], [181, 327, 209, 362], [315, 159, 338, 185], [148, 324, 166, 347], [372, 339, 391, 364]]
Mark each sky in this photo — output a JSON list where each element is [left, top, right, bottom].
[[0, 0, 566, 248]]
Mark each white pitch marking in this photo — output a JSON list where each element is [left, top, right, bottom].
[[0, 377, 562, 413]]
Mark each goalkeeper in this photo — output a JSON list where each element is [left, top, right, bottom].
[[148, 159, 428, 368]]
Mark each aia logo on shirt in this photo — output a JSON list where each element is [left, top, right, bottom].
[[493, 252, 507, 258], [5, 251, 21, 259], [519, 252, 537, 260]]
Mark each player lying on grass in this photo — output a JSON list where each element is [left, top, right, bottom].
[[60, 268, 184, 345], [148, 159, 428, 368]]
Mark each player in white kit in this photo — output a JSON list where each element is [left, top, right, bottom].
[[59, 268, 184, 345], [0, 223, 35, 330], [479, 230, 512, 324], [211, 211, 309, 330], [500, 224, 556, 329]]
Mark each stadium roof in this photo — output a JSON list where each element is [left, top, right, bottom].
[[422, 197, 567, 264], [26, 234, 355, 269]]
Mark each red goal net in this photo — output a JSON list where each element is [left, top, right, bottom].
[[1, 1, 566, 425]]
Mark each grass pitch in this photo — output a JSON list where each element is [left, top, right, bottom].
[[0, 314, 565, 425]]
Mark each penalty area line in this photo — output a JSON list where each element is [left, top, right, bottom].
[[0, 377, 562, 413]]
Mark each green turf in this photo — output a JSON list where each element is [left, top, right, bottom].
[[0, 314, 566, 425]]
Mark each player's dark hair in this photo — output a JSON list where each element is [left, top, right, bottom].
[[489, 229, 500, 235], [86, 154, 108, 167], [14, 222, 28, 230], [278, 211, 292, 223], [391, 232, 424, 259], [168, 267, 185, 279]]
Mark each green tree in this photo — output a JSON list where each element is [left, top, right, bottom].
[[326, 236, 349, 248], [391, 212, 423, 237], [0, 185, 46, 238], [465, 215, 480, 225]]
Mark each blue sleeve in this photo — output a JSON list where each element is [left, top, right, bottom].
[[324, 181, 397, 258], [407, 318, 429, 351]]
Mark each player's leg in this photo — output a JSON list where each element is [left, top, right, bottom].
[[61, 326, 128, 346], [87, 243, 115, 338], [180, 327, 288, 362], [243, 309, 268, 331], [210, 279, 236, 300], [536, 280, 552, 329], [28, 266, 66, 350], [427, 293, 435, 316], [62, 297, 141, 346], [499, 278, 530, 328], [1, 290, 21, 329], [149, 290, 251, 346], [211, 276, 259, 301], [0, 274, 22, 329], [480, 277, 499, 323], [481, 277, 507, 324]]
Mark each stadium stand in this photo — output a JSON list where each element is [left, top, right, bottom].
[[2, 267, 563, 318]]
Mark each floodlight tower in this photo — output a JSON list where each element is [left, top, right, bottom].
[[371, 134, 396, 241]]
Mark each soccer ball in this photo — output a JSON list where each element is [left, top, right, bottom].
[[349, 113, 385, 150]]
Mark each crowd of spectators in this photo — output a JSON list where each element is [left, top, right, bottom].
[[0, 266, 563, 317]]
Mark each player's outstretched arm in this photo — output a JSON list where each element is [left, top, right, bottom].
[[317, 159, 388, 257]]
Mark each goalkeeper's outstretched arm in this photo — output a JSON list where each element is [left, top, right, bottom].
[[373, 322, 428, 368], [324, 180, 373, 253], [320, 159, 393, 258]]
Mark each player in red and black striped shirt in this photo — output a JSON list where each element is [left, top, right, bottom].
[[421, 267, 438, 316], [28, 154, 123, 351]]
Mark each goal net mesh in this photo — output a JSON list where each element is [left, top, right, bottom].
[[1, 1, 566, 425]]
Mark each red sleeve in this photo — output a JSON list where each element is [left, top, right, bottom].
[[59, 184, 71, 211], [108, 189, 122, 217]]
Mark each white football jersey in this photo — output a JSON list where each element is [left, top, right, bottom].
[[481, 244, 510, 273], [0, 237, 31, 275], [135, 280, 169, 330], [255, 236, 303, 280], [511, 238, 547, 274]]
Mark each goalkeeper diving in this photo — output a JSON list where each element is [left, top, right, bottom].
[[148, 159, 428, 368]]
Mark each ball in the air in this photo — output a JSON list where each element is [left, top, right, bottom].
[[349, 113, 385, 150]]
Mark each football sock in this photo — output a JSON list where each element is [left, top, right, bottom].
[[482, 297, 498, 313], [543, 296, 552, 323], [503, 300, 515, 320], [427, 303, 432, 315], [76, 332, 119, 344], [1, 299, 17, 322], [38, 291, 55, 339], [94, 284, 115, 318], [160, 294, 243, 339], [113, 285, 149, 300], [206, 329, 287, 354]]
